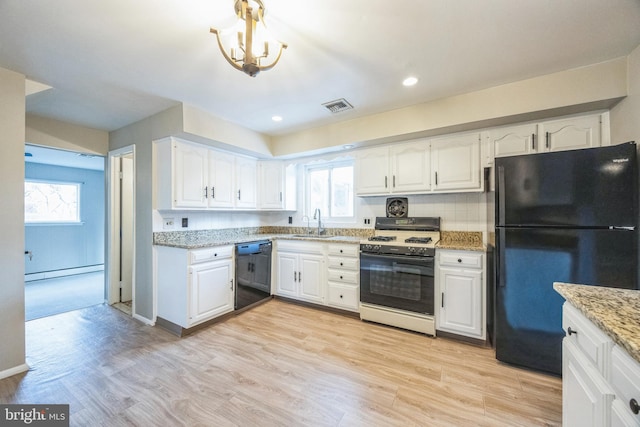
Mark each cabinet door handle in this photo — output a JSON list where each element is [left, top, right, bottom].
[[211, 186, 215, 199], [435, 172, 438, 185], [238, 190, 241, 200], [299, 271, 302, 282], [385, 176, 388, 188], [567, 326, 578, 336], [280, 192, 283, 202], [393, 175, 396, 187], [545, 131, 550, 149], [630, 398, 639, 415], [294, 271, 297, 282], [531, 134, 535, 151], [441, 292, 445, 308], [230, 279, 233, 291], [204, 186, 208, 198]]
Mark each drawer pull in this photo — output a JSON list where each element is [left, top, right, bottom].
[[340, 275, 343, 279], [631, 398, 640, 415], [457, 258, 462, 263], [567, 327, 578, 336], [340, 294, 343, 299], [340, 262, 343, 266]]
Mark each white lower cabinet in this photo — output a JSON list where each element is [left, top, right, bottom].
[[276, 241, 325, 304], [156, 245, 234, 329], [562, 302, 640, 427], [275, 240, 360, 312], [435, 249, 485, 340], [326, 243, 359, 312]]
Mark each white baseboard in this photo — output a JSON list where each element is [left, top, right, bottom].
[[0, 363, 29, 380], [25, 265, 105, 282], [133, 313, 155, 326]]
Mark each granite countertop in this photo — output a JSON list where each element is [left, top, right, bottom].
[[435, 231, 486, 252], [554, 282, 640, 364], [153, 228, 365, 249]]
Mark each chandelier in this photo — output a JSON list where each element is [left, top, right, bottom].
[[210, 0, 288, 77]]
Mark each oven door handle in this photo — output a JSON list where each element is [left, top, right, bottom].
[[361, 252, 434, 264]]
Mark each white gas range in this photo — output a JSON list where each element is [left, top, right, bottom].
[[359, 217, 440, 335]]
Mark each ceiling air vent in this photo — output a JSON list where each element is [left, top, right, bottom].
[[322, 98, 353, 114]]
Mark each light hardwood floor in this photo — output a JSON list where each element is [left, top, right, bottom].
[[0, 300, 562, 426]]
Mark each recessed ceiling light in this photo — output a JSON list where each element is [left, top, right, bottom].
[[272, 115, 283, 122], [402, 76, 418, 87]]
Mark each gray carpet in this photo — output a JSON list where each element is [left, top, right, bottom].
[[25, 271, 105, 321]]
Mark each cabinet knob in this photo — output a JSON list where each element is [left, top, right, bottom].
[[339, 295, 343, 299], [630, 398, 640, 415], [340, 249, 343, 253], [457, 258, 462, 263], [567, 326, 578, 336], [340, 262, 344, 266], [214, 253, 217, 257], [340, 275, 343, 279]]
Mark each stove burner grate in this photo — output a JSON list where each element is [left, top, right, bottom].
[[368, 236, 396, 242], [405, 237, 433, 244]]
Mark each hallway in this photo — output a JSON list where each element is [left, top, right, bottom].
[[24, 271, 105, 321]]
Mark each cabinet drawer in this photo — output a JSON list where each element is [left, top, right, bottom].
[[327, 269, 358, 284], [438, 251, 482, 269], [327, 244, 359, 257], [611, 346, 640, 424], [277, 241, 324, 255], [563, 303, 613, 376], [327, 256, 359, 270], [327, 284, 359, 311], [190, 246, 233, 264]]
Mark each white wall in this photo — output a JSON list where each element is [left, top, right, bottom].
[[0, 67, 27, 377], [611, 44, 640, 144], [26, 114, 109, 155]]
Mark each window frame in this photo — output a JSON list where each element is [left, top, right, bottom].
[[304, 159, 355, 224], [24, 179, 82, 225]]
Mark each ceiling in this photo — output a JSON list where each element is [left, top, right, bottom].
[[1, 0, 640, 137], [25, 145, 105, 171]]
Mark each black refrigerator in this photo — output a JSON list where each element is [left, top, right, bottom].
[[495, 142, 638, 375]]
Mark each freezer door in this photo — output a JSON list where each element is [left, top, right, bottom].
[[496, 142, 638, 227], [495, 227, 637, 375]]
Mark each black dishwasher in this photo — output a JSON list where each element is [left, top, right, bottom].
[[235, 240, 272, 310]]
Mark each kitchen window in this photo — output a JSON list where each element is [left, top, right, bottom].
[[305, 161, 354, 222], [25, 180, 81, 224]]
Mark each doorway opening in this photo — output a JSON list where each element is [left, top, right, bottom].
[[24, 144, 106, 321], [107, 146, 136, 316]]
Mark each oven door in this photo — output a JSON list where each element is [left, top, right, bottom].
[[360, 252, 434, 315]]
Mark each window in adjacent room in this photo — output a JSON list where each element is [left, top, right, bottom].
[[305, 161, 354, 222], [25, 180, 81, 224]]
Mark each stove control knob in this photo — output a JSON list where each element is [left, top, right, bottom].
[[374, 245, 381, 251]]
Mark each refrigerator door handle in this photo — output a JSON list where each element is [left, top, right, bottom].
[[611, 226, 636, 231], [497, 165, 506, 225], [497, 227, 506, 288]]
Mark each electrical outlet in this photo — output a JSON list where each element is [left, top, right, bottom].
[[363, 217, 372, 225], [163, 218, 175, 230], [182, 218, 188, 228]]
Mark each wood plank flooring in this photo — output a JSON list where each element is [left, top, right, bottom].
[[0, 300, 562, 426]]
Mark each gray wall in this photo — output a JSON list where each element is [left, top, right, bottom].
[[25, 163, 105, 274], [0, 67, 26, 376]]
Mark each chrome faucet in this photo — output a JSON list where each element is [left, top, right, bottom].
[[313, 208, 325, 235]]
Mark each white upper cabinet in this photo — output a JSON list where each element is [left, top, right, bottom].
[[258, 161, 286, 210], [355, 140, 430, 196], [541, 114, 604, 152], [155, 137, 264, 211], [390, 141, 431, 193], [491, 123, 539, 159], [355, 147, 391, 195], [235, 156, 257, 209], [490, 112, 610, 162], [208, 150, 235, 208], [431, 133, 483, 193]]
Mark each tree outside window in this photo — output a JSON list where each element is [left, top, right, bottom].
[[25, 180, 81, 223]]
